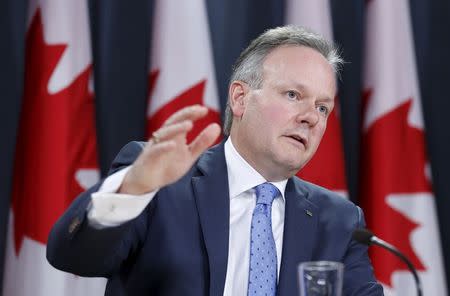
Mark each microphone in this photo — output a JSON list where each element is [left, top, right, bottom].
[[352, 228, 423, 296]]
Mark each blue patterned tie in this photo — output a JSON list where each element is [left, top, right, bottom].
[[248, 183, 279, 296]]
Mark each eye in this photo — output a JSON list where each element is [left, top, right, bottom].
[[286, 90, 298, 101], [317, 105, 329, 116]]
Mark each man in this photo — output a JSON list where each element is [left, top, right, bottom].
[[47, 26, 383, 295]]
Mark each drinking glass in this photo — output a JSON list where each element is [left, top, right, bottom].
[[298, 261, 344, 296]]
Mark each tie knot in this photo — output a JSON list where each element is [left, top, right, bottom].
[[255, 183, 279, 205]]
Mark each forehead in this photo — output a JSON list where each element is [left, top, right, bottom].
[[261, 45, 336, 96]]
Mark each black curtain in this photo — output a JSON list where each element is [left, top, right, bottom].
[[411, 0, 450, 285], [0, 0, 28, 290], [330, 0, 365, 200], [88, 0, 153, 175]]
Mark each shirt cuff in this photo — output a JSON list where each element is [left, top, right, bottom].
[[88, 166, 158, 228]]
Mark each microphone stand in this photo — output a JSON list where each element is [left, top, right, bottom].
[[353, 229, 423, 296], [370, 236, 423, 296]]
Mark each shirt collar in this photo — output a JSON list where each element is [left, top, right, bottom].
[[224, 138, 287, 200]]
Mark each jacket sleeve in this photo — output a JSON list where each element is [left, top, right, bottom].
[[46, 141, 151, 277], [342, 206, 384, 296]]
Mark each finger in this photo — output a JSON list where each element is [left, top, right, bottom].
[[189, 123, 221, 158], [133, 140, 177, 172], [150, 140, 177, 154], [143, 140, 177, 160], [163, 105, 208, 126], [151, 120, 193, 143]]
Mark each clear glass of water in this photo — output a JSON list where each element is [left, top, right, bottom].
[[298, 261, 344, 296]]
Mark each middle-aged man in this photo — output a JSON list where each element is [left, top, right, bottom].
[[47, 26, 384, 295]]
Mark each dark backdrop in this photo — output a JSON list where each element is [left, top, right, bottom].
[[1, 0, 449, 293]]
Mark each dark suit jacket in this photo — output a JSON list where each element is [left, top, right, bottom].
[[47, 141, 383, 295]]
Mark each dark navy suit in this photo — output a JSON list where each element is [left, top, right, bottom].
[[47, 141, 383, 295]]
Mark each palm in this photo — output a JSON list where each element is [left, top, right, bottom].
[[120, 105, 221, 195]]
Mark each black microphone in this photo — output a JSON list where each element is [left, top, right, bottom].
[[352, 228, 423, 296]]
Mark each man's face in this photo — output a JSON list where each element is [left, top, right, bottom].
[[229, 45, 337, 181]]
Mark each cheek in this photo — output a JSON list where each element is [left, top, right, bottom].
[[260, 103, 288, 126], [310, 121, 327, 146]]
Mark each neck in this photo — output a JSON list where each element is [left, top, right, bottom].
[[229, 134, 294, 182]]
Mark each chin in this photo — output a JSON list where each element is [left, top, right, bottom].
[[269, 149, 304, 172], [283, 151, 306, 167], [276, 157, 303, 174]]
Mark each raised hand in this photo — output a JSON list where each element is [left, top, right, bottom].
[[119, 105, 221, 195]]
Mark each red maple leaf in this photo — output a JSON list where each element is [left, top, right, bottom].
[[11, 10, 98, 254], [360, 90, 429, 286], [147, 70, 222, 143], [298, 97, 347, 191]]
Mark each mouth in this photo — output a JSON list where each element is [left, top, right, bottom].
[[284, 134, 307, 149]]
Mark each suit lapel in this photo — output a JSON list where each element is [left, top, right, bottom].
[[277, 179, 319, 296], [192, 143, 230, 296]]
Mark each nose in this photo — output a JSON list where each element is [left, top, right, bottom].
[[295, 103, 319, 127]]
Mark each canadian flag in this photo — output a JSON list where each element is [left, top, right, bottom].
[[146, 0, 221, 141], [361, 0, 447, 295], [3, 0, 106, 295], [285, 0, 348, 196]]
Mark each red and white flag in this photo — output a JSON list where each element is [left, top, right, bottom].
[[147, 0, 221, 141], [285, 0, 348, 196], [361, 0, 447, 294], [3, 0, 106, 295]]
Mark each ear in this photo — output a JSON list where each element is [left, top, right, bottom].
[[228, 80, 249, 117]]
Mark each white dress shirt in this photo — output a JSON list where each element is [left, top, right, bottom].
[[88, 139, 287, 296]]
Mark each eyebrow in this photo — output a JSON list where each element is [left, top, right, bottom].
[[317, 97, 334, 103], [291, 82, 334, 102]]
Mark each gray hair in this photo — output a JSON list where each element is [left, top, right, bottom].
[[223, 25, 344, 135]]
